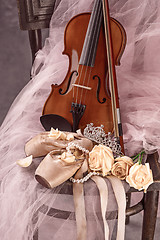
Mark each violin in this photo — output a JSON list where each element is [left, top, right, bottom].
[[41, 0, 126, 151]]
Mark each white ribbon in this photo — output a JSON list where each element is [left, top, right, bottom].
[[91, 176, 109, 240], [107, 176, 126, 240]]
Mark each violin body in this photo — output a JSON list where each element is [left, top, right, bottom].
[[42, 12, 126, 133]]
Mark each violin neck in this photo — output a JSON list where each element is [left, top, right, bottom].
[[79, 0, 102, 67]]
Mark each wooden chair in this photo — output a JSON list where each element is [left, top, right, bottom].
[[17, 1, 160, 239]]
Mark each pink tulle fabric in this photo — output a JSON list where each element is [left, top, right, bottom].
[[0, 0, 160, 239]]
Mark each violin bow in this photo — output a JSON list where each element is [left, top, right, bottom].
[[102, 0, 124, 153]]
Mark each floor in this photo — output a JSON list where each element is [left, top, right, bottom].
[[125, 213, 160, 240], [0, 1, 160, 239]]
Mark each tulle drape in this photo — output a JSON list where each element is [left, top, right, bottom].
[[0, 0, 160, 239]]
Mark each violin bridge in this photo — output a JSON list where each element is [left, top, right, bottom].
[[72, 83, 91, 90]]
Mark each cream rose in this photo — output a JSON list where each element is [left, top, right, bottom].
[[111, 156, 134, 180], [49, 128, 67, 139], [59, 152, 76, 163], [126, 162, 153, 192], [66, 133, 74, 141], [89, 144, 114, 176], [48, 128, 74, 141]]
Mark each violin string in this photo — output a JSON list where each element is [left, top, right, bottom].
[[74, 67, 84, 104], [74, 0, 102, 105], [72, 4, 99, 104], [79, 67, 92, 104], [82, 3, 103, 104], [79, 0, 101, 104], [73, 64, 82, 103]]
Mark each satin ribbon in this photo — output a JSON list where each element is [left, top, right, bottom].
[[73, 160, 88, 240], [107, 176, 126, 240], [73, 174, 126, 240], [91, 176, 109, 239]]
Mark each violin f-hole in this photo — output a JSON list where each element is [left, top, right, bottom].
[[93, 75, 107, 104], [59, 70, 78, 95]]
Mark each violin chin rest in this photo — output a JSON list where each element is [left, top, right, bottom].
[[40, 114, 72, 132]]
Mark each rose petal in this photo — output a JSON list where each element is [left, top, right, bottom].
[[16, 155, 33, 167]]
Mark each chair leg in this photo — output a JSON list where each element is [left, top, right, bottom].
[[142, 191, 159, 240], [32, 210, 39, 240], [126, 192, 131, 224], [33, 229, 38, 240]]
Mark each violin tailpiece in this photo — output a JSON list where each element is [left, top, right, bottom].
[[70, 102, 86, 132]]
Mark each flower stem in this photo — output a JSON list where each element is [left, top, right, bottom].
[[132, 150, 145, 164], [138, 150, 145, 165]]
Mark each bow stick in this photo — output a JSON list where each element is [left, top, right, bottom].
[[102, 0, 124, 153]]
